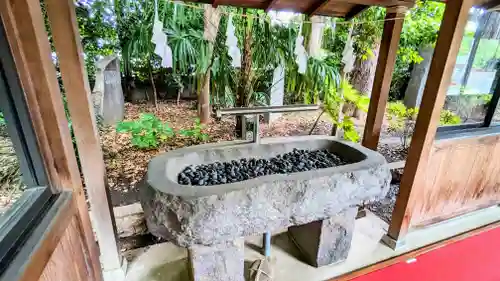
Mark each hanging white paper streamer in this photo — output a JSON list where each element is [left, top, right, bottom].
[[151, 0, 173, 68], [330, 18, 337, 44], [341, 25, 355, 74], [225, 15, 241, 68], [308, 16, 324, 59], [294, 22, 308, 74]]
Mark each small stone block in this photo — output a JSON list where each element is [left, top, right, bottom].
[[188, 239, 244, 281], [288, 207, 357, 267]]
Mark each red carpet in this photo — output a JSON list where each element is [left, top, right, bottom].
[[353, 226, 500, 281]]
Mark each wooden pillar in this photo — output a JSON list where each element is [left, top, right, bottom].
[[385, 0, 474, 246], [44, 0, 125, 276], [0, 0, 103, 280], [362, 6, 406, 150]]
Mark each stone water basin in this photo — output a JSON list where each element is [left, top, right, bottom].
[[140, 136, 390, 278]]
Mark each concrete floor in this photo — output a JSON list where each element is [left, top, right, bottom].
[[123, 207, 500, 281]]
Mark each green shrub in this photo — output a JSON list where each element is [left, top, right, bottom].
[[322, 80, 369, 143], [116, 113, 174, 149], [179, 118, 209, 142], [387, 102, 463, 150], [439, 110, 462, 125], [386, 102, 419, 150]]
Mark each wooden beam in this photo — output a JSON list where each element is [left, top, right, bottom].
[[0, 0, 103, 280], [44, 0, 124, 274], [362, 7, 406, 150], [212, 0, 220, 8], [306, 0, 329, 16], [265, 0, 280, 12], [344, 4, 368, 20], [386, 0, 475, 242]]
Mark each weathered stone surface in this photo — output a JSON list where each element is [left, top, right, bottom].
[[92, 56, 124, 125], [404, 45, 434, 108], [140, 136, 391, 247], [264, 65, 285, 123], [188, 239, 244, 281], [288, 207, 357, 267]]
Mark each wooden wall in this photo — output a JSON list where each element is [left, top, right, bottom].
[[39, 215, 91, 281], [409, 134, 500, 228]]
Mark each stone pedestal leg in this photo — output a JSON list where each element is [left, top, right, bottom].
[[188, 239, 244, 281], [288, 207, 357, 267]]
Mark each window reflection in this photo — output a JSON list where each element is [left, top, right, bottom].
[[0, 110, 26, 216]]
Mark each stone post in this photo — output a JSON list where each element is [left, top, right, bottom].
[[92, 56, 124, 125], [404, 46, 434, 108], [288, 207, 357, 267], [264, 64, 285, 123], [188, 239, 245, 281]]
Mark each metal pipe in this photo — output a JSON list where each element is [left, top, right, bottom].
[[253, 114, 260, 144], [263, 231, 271, 257], [216, 104, 321, 259], [216, 104, 320, 117]]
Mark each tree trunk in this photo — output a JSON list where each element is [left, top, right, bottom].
[[199, 69, 211, 122], [348, 42, 379, 118], [350, 42, 380, 96], [235, 9, 253, 138], [148, 59, 158, 110], [199, 5, 221, 124]]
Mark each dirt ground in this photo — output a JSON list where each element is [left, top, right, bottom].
[[101, 101, 404, 207]]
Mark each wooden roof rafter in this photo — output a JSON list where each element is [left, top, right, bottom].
[[306, 0, 331, 16], [345, 4, 369, 20], [265, 0, 280, 12]]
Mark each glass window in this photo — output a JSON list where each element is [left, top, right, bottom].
[[0, 21, 53, 274], [438, 9, 500, 132]]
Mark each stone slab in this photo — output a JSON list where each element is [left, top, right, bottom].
[[288, 207, 357, 267], [188, 239, 244, 281], [140, 136, 391, 247]]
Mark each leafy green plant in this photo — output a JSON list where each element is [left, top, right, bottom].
[[116, 113, 174, 149], [338, 116, 359, 143], [387, 102, 463, 150], [309, 79, 368, 142], [386, 102, 419, 150], [439, 110, 462, 125], [452, 92, 490, 122], [179, 118, 209, 142]]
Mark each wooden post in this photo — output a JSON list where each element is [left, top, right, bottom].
[[44, 0, 125, 276], [0, 0, 102, 280], [362, 7, 406, 150], [385, 0, 474, 246]]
